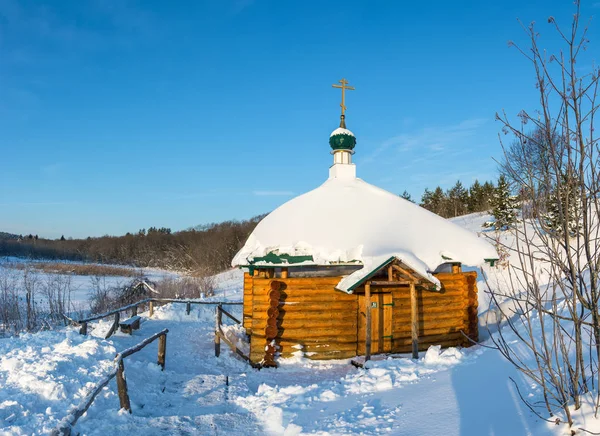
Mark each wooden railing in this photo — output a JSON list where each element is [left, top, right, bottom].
[[50, 329, 169, 436], [70, 298, 242, 339], [214, 304, 259, 368]]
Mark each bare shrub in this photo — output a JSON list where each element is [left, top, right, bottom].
[[153, 275, 215, 299], [42, 274, 73, 323], [88, 276, 117, 315], [0, 268, 21, 336], [489, 4, 600, 432]]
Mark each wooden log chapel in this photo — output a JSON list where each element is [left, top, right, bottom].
[[230, 79, 497, 366]]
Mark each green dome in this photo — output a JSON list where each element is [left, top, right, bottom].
[[329, 127, 356, 151]]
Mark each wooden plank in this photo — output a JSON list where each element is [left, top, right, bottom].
[[365, 282, 372, 361], [410, 282, 418, 359], [383, 292, 393, 353]]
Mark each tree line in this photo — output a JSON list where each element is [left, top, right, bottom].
[[0, 215, 265, 275], [401, 179, 497, 218]]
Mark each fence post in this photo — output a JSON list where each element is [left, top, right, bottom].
[[215, 305, 222, 357], [158, 334, 167, 370], [186, 302, 191, 316], [115, 359, 131, 413], [149, 301, 154, 317], [132, 305, 138, 317], [79, 322, 88, 335]]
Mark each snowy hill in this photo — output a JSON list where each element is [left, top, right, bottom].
[[0, 213, 596, 435]]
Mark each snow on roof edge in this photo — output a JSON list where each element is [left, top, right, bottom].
[[335, 254, 441, 294]]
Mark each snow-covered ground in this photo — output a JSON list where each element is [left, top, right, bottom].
[[0, 216, 596, 435]]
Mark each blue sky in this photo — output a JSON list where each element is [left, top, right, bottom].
[[1, 0, 598, 238]]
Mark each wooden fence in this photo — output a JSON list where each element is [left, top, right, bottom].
[[214, 304, 258, 367], [50, 329, 169, 436], [70, 298, 242, 339]]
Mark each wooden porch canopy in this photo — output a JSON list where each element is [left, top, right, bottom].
[[341, 256, 438, 361]]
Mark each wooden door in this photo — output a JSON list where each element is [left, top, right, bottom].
[[358, 292, 393, 355]]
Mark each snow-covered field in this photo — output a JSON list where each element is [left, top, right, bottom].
[[0, 216, 596, 435], [0, 257, 179, 307]]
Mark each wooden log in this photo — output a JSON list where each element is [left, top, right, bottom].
[[105, 312, 120, 340], [258, 293, 357, 303], [252, 301, 356, 312], [394, 306, 468, 320], [391, 288, 467, 298], [149, 301, 154, 318], [281, 268, 289, 279], [391, 325, 469, 338], [394, 299, 465, 311], [394, 316, 469, 331], [395, 331, 464, 345], [265, 325, 278, 338], [253, 277, 343, 286], [157, 334, 167, 370], [277, 318, 358, 329], [274, 340, 359, 352], [115, 360, 131, 413], [365, 282, 372, 361], [215, 306, 222, 358], [253, 332, 359, 342], [410, 282, 418, 359], [251, 310, 358, 322]]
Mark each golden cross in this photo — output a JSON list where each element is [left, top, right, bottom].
[[332, 78, 355, 117]]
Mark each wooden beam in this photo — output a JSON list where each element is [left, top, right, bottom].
[[369, 280, 411, 286], [392, 263, 420, 282], [365, 282, 372, 361], [115, 360, 131, 413], [387, 265, 393, 281], [281, 268, 289, 279], [410, 282, 419, 359]]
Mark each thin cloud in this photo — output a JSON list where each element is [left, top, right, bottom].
[[361, 117, 488, 164]]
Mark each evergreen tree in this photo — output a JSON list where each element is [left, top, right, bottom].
[[430, 186, 447, 217], [481, 181, 496, 212], [420, 188, 434, 211], [542, 173, 581, 236], [467, 180, 483, 212], [400, 190, 415, 203], [447, 180, 468, 217], [486, 175, 519, 230]]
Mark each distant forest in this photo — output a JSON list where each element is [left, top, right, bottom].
[[0, 216, 265, 275], [0, 179, 497, 274]]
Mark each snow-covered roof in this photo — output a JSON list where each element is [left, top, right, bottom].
[[329, 127, 355, 138], [232, 171, 497, 292]]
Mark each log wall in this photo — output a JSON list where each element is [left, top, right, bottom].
[[388, 271, 476, 353], [248, 276, 358, 363], [243, 272, 253, 333], [243, 270, 478, 364]]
